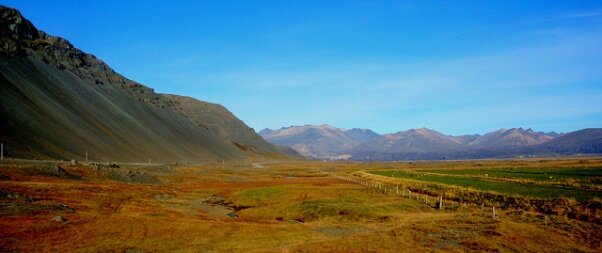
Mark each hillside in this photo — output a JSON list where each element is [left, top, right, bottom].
[[0, 6, 281, 162], [161, 94, 279, 154]]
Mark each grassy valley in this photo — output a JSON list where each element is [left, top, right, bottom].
[[0, 158, 600, 252]]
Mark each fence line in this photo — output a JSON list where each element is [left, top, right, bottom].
[[333, 174, 500, 220]]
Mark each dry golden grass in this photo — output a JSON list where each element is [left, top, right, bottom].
[[0, 158, 600, 252]]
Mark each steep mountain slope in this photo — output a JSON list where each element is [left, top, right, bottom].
[[0, 6, 280, 162], [469, 128, 554, 149], [161, 94, 279, 153]]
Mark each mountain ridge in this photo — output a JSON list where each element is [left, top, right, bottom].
[[259, 125, 599, 160]]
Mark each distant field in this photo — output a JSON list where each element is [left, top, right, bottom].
[[370, 167, 602, 202], [417, 166, 602, 181]]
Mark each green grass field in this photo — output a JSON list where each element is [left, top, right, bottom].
[[370, 169, 602, 202], [417, 166, 602, 182]]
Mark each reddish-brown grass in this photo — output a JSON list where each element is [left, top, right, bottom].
[[0, 158, 600, 252]]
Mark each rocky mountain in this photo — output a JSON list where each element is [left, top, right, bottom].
[[468, 128, 554, 149], [352, 128, 464, 154], [258, 125, 378, 158], [0, 5, 283, 162], [260, 124, 601, 160]]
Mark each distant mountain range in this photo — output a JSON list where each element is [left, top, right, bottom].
[[260, 125, 602, 160], [0, 6, 288, 162]]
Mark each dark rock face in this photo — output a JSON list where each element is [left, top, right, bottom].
[[0, 5, 282, 162], [0, 7, 165, 106], [0, 7, 40, 56]]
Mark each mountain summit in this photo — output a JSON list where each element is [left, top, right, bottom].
[[468, 128, 555, 149], [0, 5, 281, 162]]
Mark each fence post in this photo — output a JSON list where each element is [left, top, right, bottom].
[[492, 206, 496, 220], [396, 185, 399, 195], [544, 215, 548, 228]]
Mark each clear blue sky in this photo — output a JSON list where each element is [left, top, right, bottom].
[[3, 1, 602, 135]]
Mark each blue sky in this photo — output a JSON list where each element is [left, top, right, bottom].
[[3, 1, 602, 135]]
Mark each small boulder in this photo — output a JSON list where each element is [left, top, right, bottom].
[[70, 160, 77, 166], [52, 215, 66, 222]]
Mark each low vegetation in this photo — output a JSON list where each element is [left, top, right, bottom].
[[0, 158, 600, 252]]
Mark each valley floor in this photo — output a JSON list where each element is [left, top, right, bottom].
[[0, 158, 600, 252]]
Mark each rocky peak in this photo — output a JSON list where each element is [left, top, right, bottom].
[[0, 6, 39, 41], [0, 5, 187, 114], [0, 5, 42, 56]]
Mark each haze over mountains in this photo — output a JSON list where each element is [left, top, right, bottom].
[[0, 6, 284, 162], [260, 125, 602, 160]]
